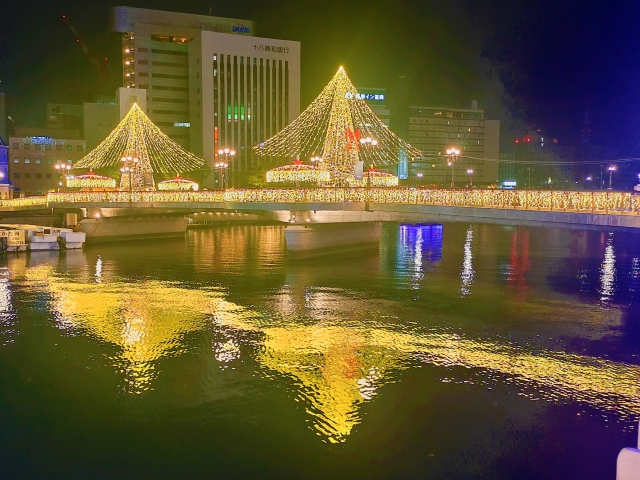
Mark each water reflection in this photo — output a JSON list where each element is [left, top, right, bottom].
[[460, 226, 474, 296], [5, 225, 640, 446], [599, 233, 616, 304]]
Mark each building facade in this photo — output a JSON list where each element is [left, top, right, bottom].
[[109, 6, 256, 152], [407, 103, 499, 186], [8, 130, 85, 196], [189, 31, 300, 187]]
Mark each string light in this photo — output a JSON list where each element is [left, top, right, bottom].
[[266, 162, 330, 184], [7, 189, 640, 215], [74, 103, 204, 184], [157, 176, 199, 191], [253, 66, 423, 186], [66, 172, 117, 190]]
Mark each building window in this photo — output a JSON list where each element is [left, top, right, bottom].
[[36, 188, 42, 194], [138, 60, 148, 65], [56, 159, 62, 164], [13, 158, 18, 164], [46, 159, 52, 165], [67, 146, 73, 151], [35, 144, 41, 150], [36, 173, 41, 179], [24, 159, 30, 164], [77, 145, 83, 151], [12, 143, 18, 149], [67, 159, 72, 164], [45, 144, 51, 150], [23, 144, 30, 149], [138, 47, 148, 52], [26, 187, 31, 193], [35, 159, 41, 164], [24, 173, 31, 179], [46, 174, 52, 179], [13, 173, 19, 179], [56, 145, 62, 150]]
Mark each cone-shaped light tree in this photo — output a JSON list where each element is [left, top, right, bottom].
[[74, 103, 204, 190], [253, 66, 423, 186]]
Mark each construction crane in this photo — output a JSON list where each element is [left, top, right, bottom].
[[61, 14, 109, 83]]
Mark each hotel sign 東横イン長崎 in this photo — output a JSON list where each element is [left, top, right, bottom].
[[345, 92, 385, 101]]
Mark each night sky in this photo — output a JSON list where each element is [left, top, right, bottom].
[[2, 0, 640, 151]]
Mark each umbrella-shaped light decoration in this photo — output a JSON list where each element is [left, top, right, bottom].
[[157, 175, 199, 191], [66, 171, 117, 190], [266, 159, 330, 184], [254, 67, 422, 186], [74, 103, 204, 191]]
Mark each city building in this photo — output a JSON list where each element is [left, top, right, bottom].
[[189, 31, 300, 187], [83, 98, 119, 152], [109, 6, 256, 152], [46, 103, 84, 131], [499, 131, 620, 190], [8, 128, 85, 196], [407, 101, 499, 187]]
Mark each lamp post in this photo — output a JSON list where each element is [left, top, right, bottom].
[[446, 147, 460, 188], [358, 138, 378, 189], [217, 149, 235, 189], [608, 165, 616, 189], [586, 175, 592, 189], [120, 155, 139, 198], [467, 168, 474, 187], [55, 163, 72, 192], [416, 172, 423, 187], [217, 148, 235, 189]]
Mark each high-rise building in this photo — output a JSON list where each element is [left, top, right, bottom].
[[109, 6, 257, 152], [407, 102, 499, 187], [189, 31, 300, 187]]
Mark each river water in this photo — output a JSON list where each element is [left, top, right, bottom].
[[0, 222, 639, 479]]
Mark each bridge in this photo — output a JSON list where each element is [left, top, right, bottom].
[[1, 188, 639, 230]]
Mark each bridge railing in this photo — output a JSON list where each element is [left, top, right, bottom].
[[2, 189, 639, 214]]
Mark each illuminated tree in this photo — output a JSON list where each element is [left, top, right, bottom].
[[254, 66, 422, 186], [74, 103, 204, 190]]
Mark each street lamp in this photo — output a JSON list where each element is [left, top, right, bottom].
[[608, 165, 616, 189], [120, 155, 139, 194], [446, 147, 460, 188], [217, 148, 235, 189], [55, 163, 72, 192], [416, 172, 423, 187], [467, 168, 474, 187]]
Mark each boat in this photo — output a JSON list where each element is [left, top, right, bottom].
[[284, 222, 382, 257], [12, 225, 85, 251], [79, 216, 189, 243], [0, 224, 86, 251]]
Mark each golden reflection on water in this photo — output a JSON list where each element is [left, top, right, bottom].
[[7, 250, 640, 443]]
